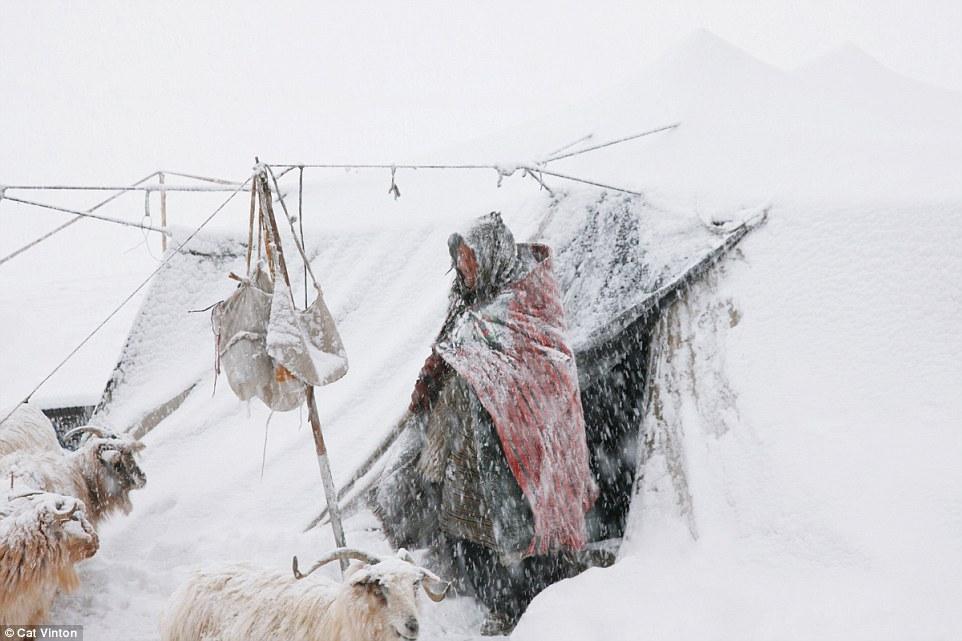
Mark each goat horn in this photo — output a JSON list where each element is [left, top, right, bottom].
[[63, 425, 115, 441], [9, 489, 44, 500], [421, 575, 451, 602], [292, 548, 382, 579], [53, 501, 80, 518]]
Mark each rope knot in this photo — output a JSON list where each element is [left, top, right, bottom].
[[494, 165, 519, 188], [388, 167, 401, 200]]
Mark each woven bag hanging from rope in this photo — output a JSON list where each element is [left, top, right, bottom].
[[212, 174, 348, 411]]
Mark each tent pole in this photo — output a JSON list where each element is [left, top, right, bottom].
[[306, 386, 348, 571], [256, 167, 348, 572], [305, 409, 411, 531], [159, 172, 167, 252]]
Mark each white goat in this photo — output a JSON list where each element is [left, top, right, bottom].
[[0, 404, 61, 458], [161, 548, 450, 641], [0, 489, 99, 625], [0, 405, 146, 527]]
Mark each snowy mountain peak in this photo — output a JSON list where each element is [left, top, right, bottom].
[[797, 42, 901, 83], [793, 40, 962, 118], [651, 29, 780, 78]]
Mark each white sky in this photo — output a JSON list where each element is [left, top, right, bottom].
[[1, 0, 960, 184]]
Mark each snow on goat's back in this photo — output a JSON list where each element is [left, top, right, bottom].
[[0, 491, 99, 626], [160, 552, 446, 641], [160, 563, 340, 641], [0, 403, 62, 458], [0, 416, 147, 529]]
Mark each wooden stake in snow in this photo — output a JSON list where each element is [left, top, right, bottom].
[[255, 167, 349, 571], [306, 387, 348, 567], [306, 409, 411, 531]]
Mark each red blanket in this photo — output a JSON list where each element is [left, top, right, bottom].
[[435, 244, 597, 554]]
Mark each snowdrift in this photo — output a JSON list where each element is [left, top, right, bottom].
[[514, 198, 962, 641]]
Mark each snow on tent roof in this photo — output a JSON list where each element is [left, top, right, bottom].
[[93, 228, 249, 433], [537, 191, 762, 353], [92, 190, 753, 438]]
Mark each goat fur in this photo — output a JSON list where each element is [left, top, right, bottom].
[[0, 404, 61, 458], [0, 491, 99, 625], [162, 557, 433, 641], [0, 405, 146, 527]]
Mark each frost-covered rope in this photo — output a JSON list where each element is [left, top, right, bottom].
[[0, 172, 161, 267], [158, 170, 243, 186], [0, 172, 245, 268], [266, 121, 678, 195], [266, 161, 646, 197], [541, 122, 680, 164], [298, 166, 308, 308], [269, 162, 496, 170], [1, 195, 172, 234], [533, 167, 644, 196], [0, 174, 255, 429], [1, 217, 82, 268], [2, 184, 241, 192], [264, 164, 322, 292], [544, 133, 595, 158]]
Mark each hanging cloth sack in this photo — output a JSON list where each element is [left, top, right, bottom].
[[266, 277, 349, 389], [212, 169, 349, 411], [213, 261, 348, 411]]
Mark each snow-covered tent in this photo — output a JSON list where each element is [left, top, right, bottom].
[[90, 186, 761, 554], [33, 30, 961, 641], [92, 231, 249, 437]]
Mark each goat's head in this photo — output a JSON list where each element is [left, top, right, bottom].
[[10, 490, 100, 562], [64, 426, 146, 515], [292, 548, 450, 641]]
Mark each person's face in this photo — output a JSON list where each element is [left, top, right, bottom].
[[456, 242, 478, 290]]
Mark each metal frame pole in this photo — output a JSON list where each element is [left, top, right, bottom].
[[159, 172, 168, 252]]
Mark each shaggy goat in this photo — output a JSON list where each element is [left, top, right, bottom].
[[0, 490, 99, 625], [160, 548, 450, 641], [0, 404, 62, 458], [0, 408, 146, 527]]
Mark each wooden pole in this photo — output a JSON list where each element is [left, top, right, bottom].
[[306, 387, 348, 571], [159, 172, 167, 252], [257, 168, 348, 571], [305, 409, 412, 531]]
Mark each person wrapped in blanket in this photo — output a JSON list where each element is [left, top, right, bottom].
[[373, 212, 598, 635]]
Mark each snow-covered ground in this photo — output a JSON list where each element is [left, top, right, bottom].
[[2, 30, 960, 640], [515, 196, 962, 641]]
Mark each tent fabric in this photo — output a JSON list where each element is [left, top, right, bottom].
[[372, 196, 761, 554], [535, 193, 750, 353], [212, 262, 348, 412], [435, 244, 598, 555], [93, 230, 248, 432]]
